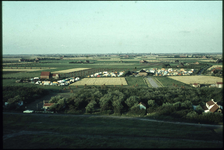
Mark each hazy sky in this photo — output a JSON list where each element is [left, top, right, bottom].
[[3, 1, 222, 54]]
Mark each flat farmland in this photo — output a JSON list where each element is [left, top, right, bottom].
[[3, 68, 56, 72], [200, 60, 217, 63], [168, 75, 223, 84], [94, 63, 136, 65], [3, 62, 34, 65], [70, 78, 128, 85], [207, 65, 223, 70], [62, 57, 95, 60], [52, 68, 90, 74]]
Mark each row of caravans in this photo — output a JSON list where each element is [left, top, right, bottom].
[[34, 77, 80, 86], [89, 71, 124, 77]]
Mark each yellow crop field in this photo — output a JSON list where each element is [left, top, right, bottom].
[[70, 78, 128, 85], [207, 65, 223, 70], [200, 60, 217, 62], [52, 68, 90, 74], [168, 75, 222, 84]]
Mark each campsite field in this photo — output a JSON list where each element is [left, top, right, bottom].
[[51, 68, 90, 74], [168, 75, 223, 84], [70, 78, 128, 86]]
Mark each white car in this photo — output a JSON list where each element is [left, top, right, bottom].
[[23, 110, 34, 113]]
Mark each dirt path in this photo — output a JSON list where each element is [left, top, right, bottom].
[[147, 77, 159, 88]]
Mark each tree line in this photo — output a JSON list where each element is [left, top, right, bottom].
[[48, 86, 223, 124], [3, 86, 49, 110]]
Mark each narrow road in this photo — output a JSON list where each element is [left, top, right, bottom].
[[3, 112, 223, 128], [147, 77, 159, 88]]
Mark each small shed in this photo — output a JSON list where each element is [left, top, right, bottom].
[[52, 74, 60, 79], [138, 102, 146, 110]]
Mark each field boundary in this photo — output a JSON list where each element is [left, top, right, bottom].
[[153, 77, 164, 87], [143, 77, 152, 87]]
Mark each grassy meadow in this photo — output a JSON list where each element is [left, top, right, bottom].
[[154, 76, 191, 87], [3, 114, 223, 149]]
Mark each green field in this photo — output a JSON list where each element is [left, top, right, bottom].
[[154, 76, 191, 88], [3, 114, 223, 149], [125, 77, 147, 87]]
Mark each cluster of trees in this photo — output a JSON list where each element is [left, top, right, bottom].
[[47, 86, 223, 123], [3, 86, 49, 109]]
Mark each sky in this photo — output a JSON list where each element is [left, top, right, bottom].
[[2, 1, 222, 54]]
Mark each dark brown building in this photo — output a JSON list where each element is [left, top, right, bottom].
[[40, 72, 51, 79]]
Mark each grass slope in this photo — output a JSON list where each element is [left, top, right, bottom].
[[3, 114, 223, 149]]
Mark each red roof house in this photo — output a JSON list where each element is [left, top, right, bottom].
[[192, 83, 200, 88], [216, 82, 223, 88], [205, 99, 222, 113], [43, 103, 55, 109]]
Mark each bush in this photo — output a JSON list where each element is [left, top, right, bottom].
[[186, 111, 198, 120], [170, 110, 189, 118], [195, 105, 204, 114], [125, 96, 140, 108], [85, 100, 97, 113]]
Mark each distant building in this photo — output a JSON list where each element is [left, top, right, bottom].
[[138, 70, 148, 76], [40, 72, 51, 79], [43, 103, 55, 110], [52, 74, 60, 79], [216, 82, 223, 88], [192, 83, 200, 88], [140, 60, 148, 63]]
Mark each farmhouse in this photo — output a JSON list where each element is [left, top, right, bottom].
[[140, 60, 148, 63], [216, 82, 223, 88], [40, 72, 51, 79], [138, 70, 148, 76], [192, 83, 200, 88], [43, 103, 55, 110], [204, 99, 222, 113], [195, 62, 200, 65]]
